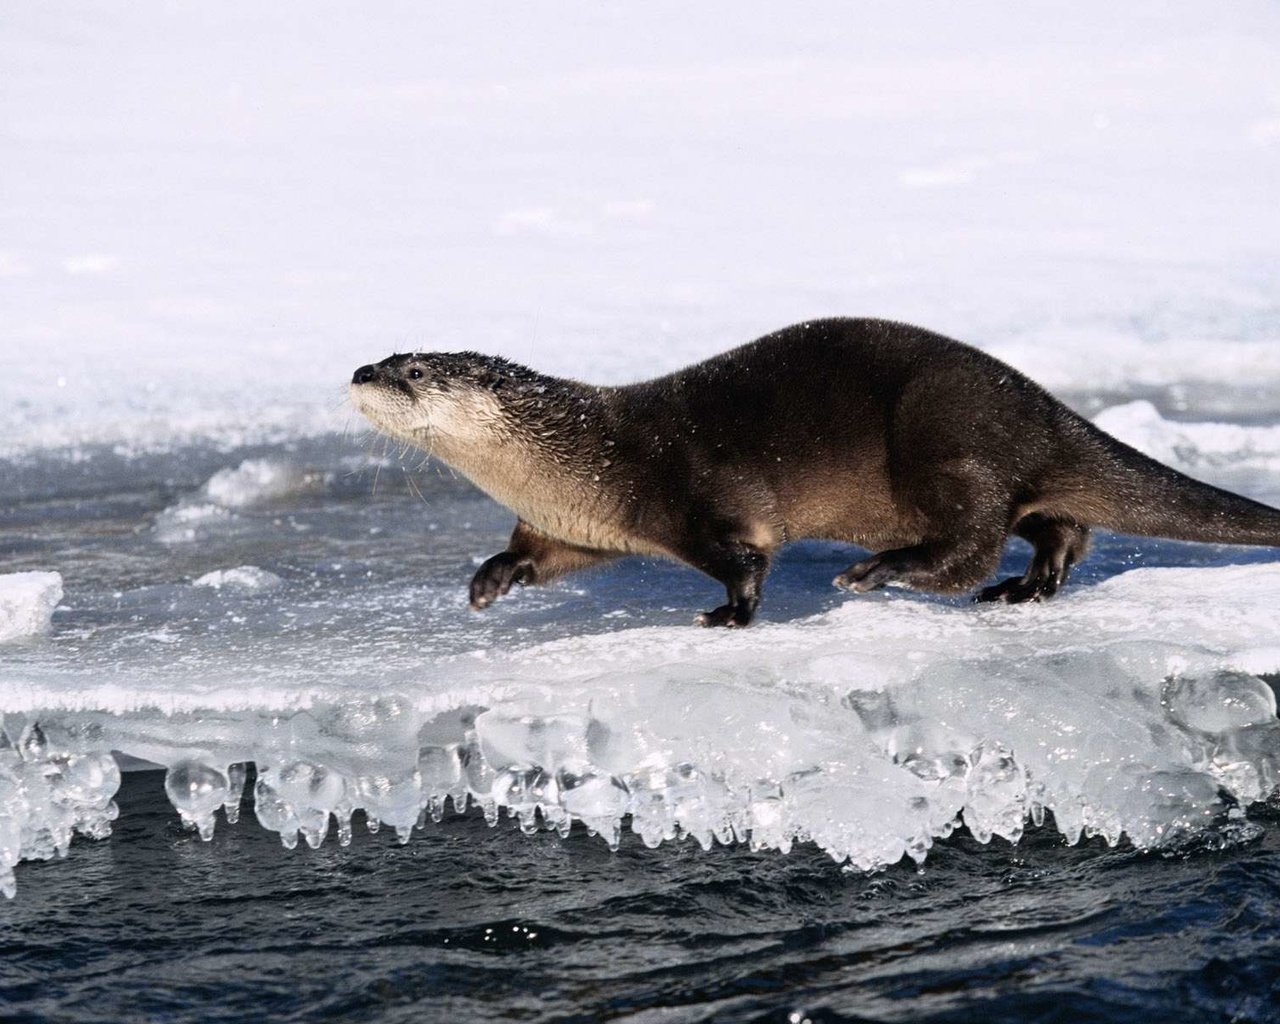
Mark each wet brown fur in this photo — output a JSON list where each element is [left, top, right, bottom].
[[350, 317, 1280, 626]]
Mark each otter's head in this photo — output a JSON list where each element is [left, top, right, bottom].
[[349, 351, 542, 454]]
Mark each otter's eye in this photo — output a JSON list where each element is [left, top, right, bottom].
[[408, 367, 424, 381]]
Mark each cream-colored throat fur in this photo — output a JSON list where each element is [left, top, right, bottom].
[[354, 382, 645, 553]]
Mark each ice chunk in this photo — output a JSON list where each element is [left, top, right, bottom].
[[153, 502, 234, 544], [192, 566, 284, 592], [204, 459, 327, 508], [0, 573, 63, 644], [154, 459, 330, 544]]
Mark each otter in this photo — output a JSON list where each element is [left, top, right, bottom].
[[350, 317, 1280, 627]]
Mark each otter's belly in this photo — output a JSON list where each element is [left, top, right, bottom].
[[519, 499, 670, 558], [775, 463, 915, 548]]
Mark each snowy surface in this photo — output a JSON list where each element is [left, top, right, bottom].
[[1097, 401, 1280, 475], [2, 1, 1280, 894], [4, 0, 1280, 459], [0, 573, 63, 645]]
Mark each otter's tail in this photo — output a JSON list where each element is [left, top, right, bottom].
[[1060, 421, 1280, 547]]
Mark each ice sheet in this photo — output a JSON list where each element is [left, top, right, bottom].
[[4, 564, 1278, 897]]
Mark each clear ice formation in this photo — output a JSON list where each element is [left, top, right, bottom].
[[0, 723, 119, 899], [2, 564, 1278, 897]]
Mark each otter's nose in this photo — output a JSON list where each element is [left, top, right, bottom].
[[352, 365, 377, 385]]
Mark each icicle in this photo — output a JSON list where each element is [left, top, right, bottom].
[[223, 763, 248, 824], [165, 761, 229, 841]]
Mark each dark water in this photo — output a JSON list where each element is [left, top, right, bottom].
[[2, 769, 1279, 1024]]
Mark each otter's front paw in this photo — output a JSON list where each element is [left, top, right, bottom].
[[469, 552, 532, 610]]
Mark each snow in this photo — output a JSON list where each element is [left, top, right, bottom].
[[1, 1, 1279, 894], [1096, 401, 1280, 475], [4, 1, 1280, 461], [0, 574, 63, 645]]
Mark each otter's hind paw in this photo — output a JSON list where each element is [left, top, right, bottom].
[[694, 603, 755, 628], [975, 573, 1060, 604]]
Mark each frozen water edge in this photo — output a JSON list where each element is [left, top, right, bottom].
[[2, 564, 1278, 897]]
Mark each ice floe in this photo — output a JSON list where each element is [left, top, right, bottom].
[[3, 564, 1277, 895]]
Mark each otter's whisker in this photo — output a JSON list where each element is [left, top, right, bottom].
[[403, 467, 429, 505]]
